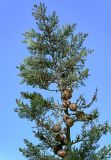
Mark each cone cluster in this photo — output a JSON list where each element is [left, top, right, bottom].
[[52, 87, 78, 158], [62, 87, 77, 127], [53, 132, 67, 157]]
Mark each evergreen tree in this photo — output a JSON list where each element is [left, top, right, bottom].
[[15, 3, 111, 160]]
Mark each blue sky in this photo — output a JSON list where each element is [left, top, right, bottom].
[[0, 0, 111, 159]]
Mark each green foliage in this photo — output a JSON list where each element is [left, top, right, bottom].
[[15, 2, 111, 160], [64, 145, 111, 160], [19, 139, 41, 160], [17, 2, 93, 90], [15, 92, 49, 120], [19, 139, 59, 160]]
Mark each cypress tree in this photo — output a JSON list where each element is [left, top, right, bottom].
[[15, 3, 111, 160]]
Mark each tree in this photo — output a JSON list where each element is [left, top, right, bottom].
[[15, 3, 111, 160]]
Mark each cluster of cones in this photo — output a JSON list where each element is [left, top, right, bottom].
[[51, 87, 77, 158], [62, 87, 93, 122], [62, 87, 77, 127], [52, 124, 67, 157]]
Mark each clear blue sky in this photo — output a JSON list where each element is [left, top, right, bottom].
[[0, 0, 111, 159]]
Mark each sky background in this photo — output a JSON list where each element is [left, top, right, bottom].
[[0, 0, 111, 159]]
